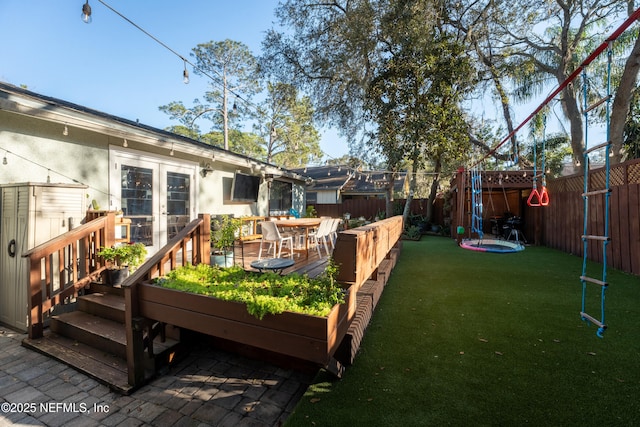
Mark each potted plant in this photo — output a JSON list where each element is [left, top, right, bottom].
[[98, 242, 148, 285], [210, 215, 241, 267]]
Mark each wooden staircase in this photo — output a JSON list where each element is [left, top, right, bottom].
[[23, 283, 181, 394]]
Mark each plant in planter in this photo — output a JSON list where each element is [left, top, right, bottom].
[[142, 259, 354, 369], [210, 215, 242, 267], [155, 260, 345, 320], [98, 242, 148, 285]]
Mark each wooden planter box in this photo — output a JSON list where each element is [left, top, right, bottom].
[[137, 282, 356, 368]]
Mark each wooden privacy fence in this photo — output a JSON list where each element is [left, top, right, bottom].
[[314, 198, 444, 225], [540, 158, 640, 275]]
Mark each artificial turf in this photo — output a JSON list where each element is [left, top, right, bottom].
[[285, 237, 640, 426]]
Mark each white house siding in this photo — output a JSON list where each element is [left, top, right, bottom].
[[0, 83, 307, 253], [317, 190, 339, 204], [1, 111, 109, 206]]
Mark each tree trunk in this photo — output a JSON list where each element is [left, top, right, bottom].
[[559, 84, 585, 174], [611, 32, 640, 164], [402, 164, 417, 229], [385, 172, 396, 219], [425, 157, 442, 223]]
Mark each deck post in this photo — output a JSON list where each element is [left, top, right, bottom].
[[197, 214, 211, 265], [124, 284, 146, 387], [28, 258, 43, 339]]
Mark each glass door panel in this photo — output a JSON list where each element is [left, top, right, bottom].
[[121, 165, 154, 247], [166, 171, 191, 240]]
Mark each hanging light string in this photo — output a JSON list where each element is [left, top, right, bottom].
[[0, 144, 110, 197], [93, 1, 255, 112], [86, 1, 350, 164]]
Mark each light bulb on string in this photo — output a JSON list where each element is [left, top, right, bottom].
[[123, 139, 128, 148], [63, 124, 69, 136], [182, 60, 189, 84], [2, 152, 7, 165], [81, 1, 92, 23]]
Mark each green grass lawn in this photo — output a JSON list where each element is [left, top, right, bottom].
[[285, 237, 640, 426]]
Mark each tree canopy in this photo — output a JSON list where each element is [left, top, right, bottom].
[[159, 39, 322, 168]]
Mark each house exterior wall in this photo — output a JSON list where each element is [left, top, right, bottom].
[[1, 110, 276, 221], [0, 84, 307, 251], [316, 189, 339, 204], [1, 111, 109, 206]]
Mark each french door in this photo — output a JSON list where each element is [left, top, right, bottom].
[[112, 151, 196, 254]]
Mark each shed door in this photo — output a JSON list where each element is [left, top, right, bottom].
[[0, 186, 29, 331]]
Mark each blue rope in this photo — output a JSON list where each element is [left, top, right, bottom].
[[471, 168, 484, 240], [580, 43, 612, 338]]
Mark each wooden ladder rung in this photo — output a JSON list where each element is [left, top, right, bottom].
[[584, 141, 611, 155], [580, 312, 606, 329], [580, 275, 608, 287], [585, 95, 611, 113], [582, 235, 611, 241], [582, 188, 611, 197]]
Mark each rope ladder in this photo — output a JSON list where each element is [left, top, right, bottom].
[[580, 42, 613, 338]]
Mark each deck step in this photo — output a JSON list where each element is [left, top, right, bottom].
[[51, 311, 128, 359], [22, 332, 133, 394], [88, 282, 125, 297], [78, 293, 126, 323], [50, 311, 180, 361]]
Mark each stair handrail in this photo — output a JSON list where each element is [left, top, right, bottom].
[[23, 213, 115, 339], [121, 214, 210, 387]]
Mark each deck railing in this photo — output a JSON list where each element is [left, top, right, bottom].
[[23, 213, 115, 339], [121, 213, 210, 387]]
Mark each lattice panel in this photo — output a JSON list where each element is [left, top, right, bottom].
[[589, 169, 606, 190], [564, 176, 583, 193], [610, 166, 624, 186], [547, 179, 563, 192], [629, 163, 640, 184]]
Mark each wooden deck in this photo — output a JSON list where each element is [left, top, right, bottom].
[[22, 214, 404, 393], [22, 241, 333, 394], [234, 239, 331, 278]]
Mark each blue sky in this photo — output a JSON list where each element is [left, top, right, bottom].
[[0, 0, 349, 160]]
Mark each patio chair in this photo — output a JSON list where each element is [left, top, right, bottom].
[[328, 218, 341, 248], [308, 218, 333, 257], [258, 221, 294, 260]]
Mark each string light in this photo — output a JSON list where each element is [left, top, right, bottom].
[[81, 1, 92, 23], [84, 1, 255, 120], [63, 124, 69, 136], [2, 151, 7, 165], [182, 59, 189, 84], [123, 138, 128, 147], [169, 143, 175, 156]]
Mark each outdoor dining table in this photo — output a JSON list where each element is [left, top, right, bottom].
[[271, 218, 322, 259]]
